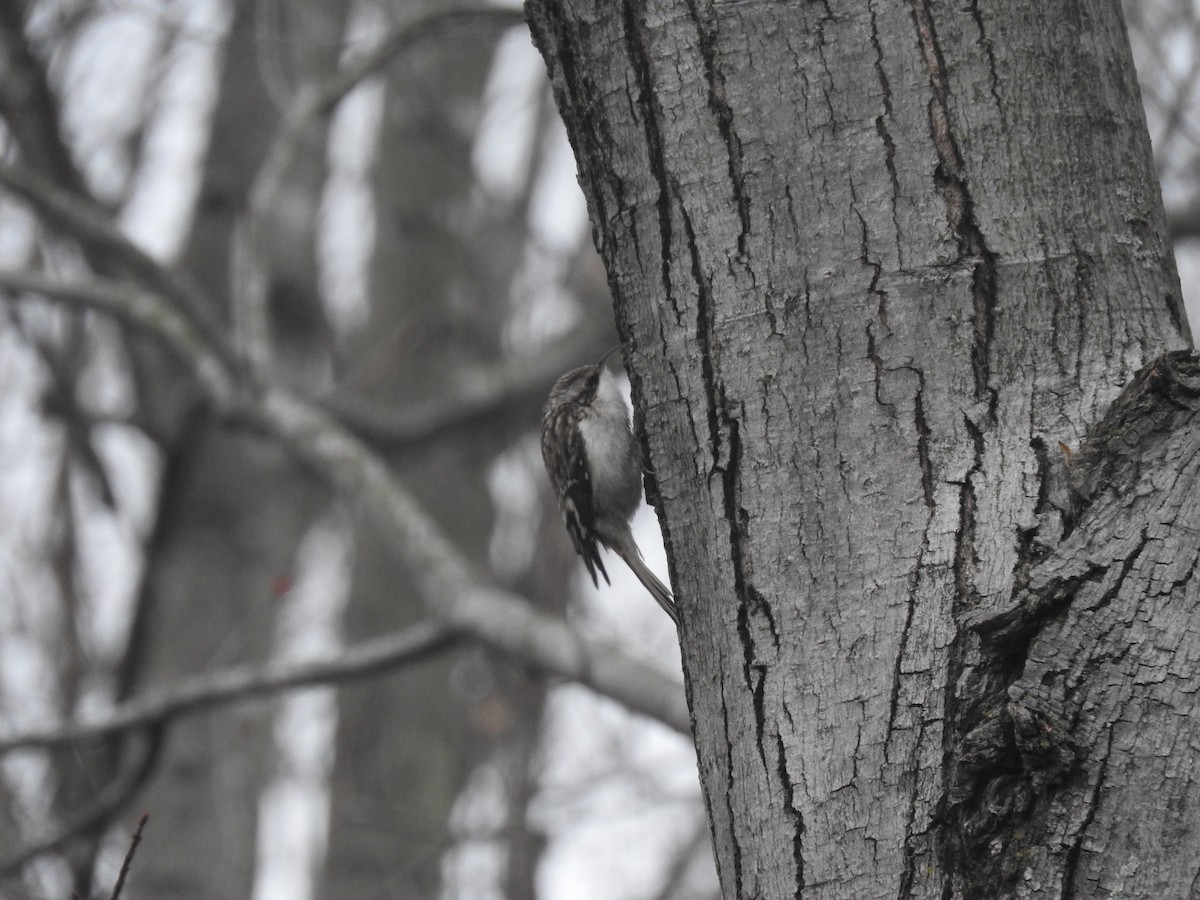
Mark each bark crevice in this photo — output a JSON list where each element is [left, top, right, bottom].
[[942, 350, 1200, 896], [910, 0, 998, 410], [867, 0, 903, 265], [965, 0, 1005, 127], [1060, 726, 1113, 900], [684, 0, 751, 257], [620, 0, 674, 308], [775, 732, 806, 892]]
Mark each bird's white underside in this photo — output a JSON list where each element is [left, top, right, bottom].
[[577, 370, 633, 499]]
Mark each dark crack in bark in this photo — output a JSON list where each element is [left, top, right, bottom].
[[856, 202, 890, 339], [684, 0, 751, 258], [1061, 726, 1113, 900], [776, 732, 806, 893], [680, 141, 779, 892], [910, 0, 998, 412], [966, 0, 1006, 128], [913, 370, 935, 509], [620, 0, 675, 314], [868, 0, 903, 267]]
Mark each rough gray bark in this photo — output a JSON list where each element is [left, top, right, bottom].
[[960, 349, 1200, 896], [525, 0, 1194, 897]]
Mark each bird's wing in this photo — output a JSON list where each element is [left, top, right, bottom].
[[545, 413, 609, 587]]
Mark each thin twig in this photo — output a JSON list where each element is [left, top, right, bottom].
[[0, 728, 163, 875], [109, 813, 149, 900]]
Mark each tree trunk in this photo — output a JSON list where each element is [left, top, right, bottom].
[[317, 18, 556, 896], [526, 0, 1193, 897], [125, 2, 344, 895]]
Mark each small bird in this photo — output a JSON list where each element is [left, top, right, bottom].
[[541, 356, 679, 626]]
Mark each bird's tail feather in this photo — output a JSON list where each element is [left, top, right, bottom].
[[613, 544, 679, 627]]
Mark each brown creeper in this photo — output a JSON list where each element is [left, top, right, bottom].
[[541, 360, 678, 626]]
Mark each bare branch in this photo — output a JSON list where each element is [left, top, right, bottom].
[[0, 732, 161, 875], [318, 6, 528, 117], [451, 586, 688, 731], [0, 161, 238, 371], [237, 4, 527, 372], [0, 622, 457, 754], [0, 268, 236, 407], [0, 0, 89, 193], [0, 266, 610, 460], [0, 601, 688, 756], [0, 268, 691, 732], [322, 322, 612, 453]]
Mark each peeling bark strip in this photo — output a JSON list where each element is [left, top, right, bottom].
[[946, 351, 1200, 896]]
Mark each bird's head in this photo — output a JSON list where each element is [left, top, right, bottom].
[[547, 364, 601, 409]]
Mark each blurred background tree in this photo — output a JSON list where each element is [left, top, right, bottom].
[[0, 1, 1194, 898]]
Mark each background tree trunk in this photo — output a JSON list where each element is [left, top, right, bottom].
[[316, 26, 508, 896], [0, 1, 630, 894], [526, 0, 1193, 896], [126, 3, 344, 895]]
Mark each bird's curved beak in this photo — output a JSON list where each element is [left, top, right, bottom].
[[597, 344, 622, 369]]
